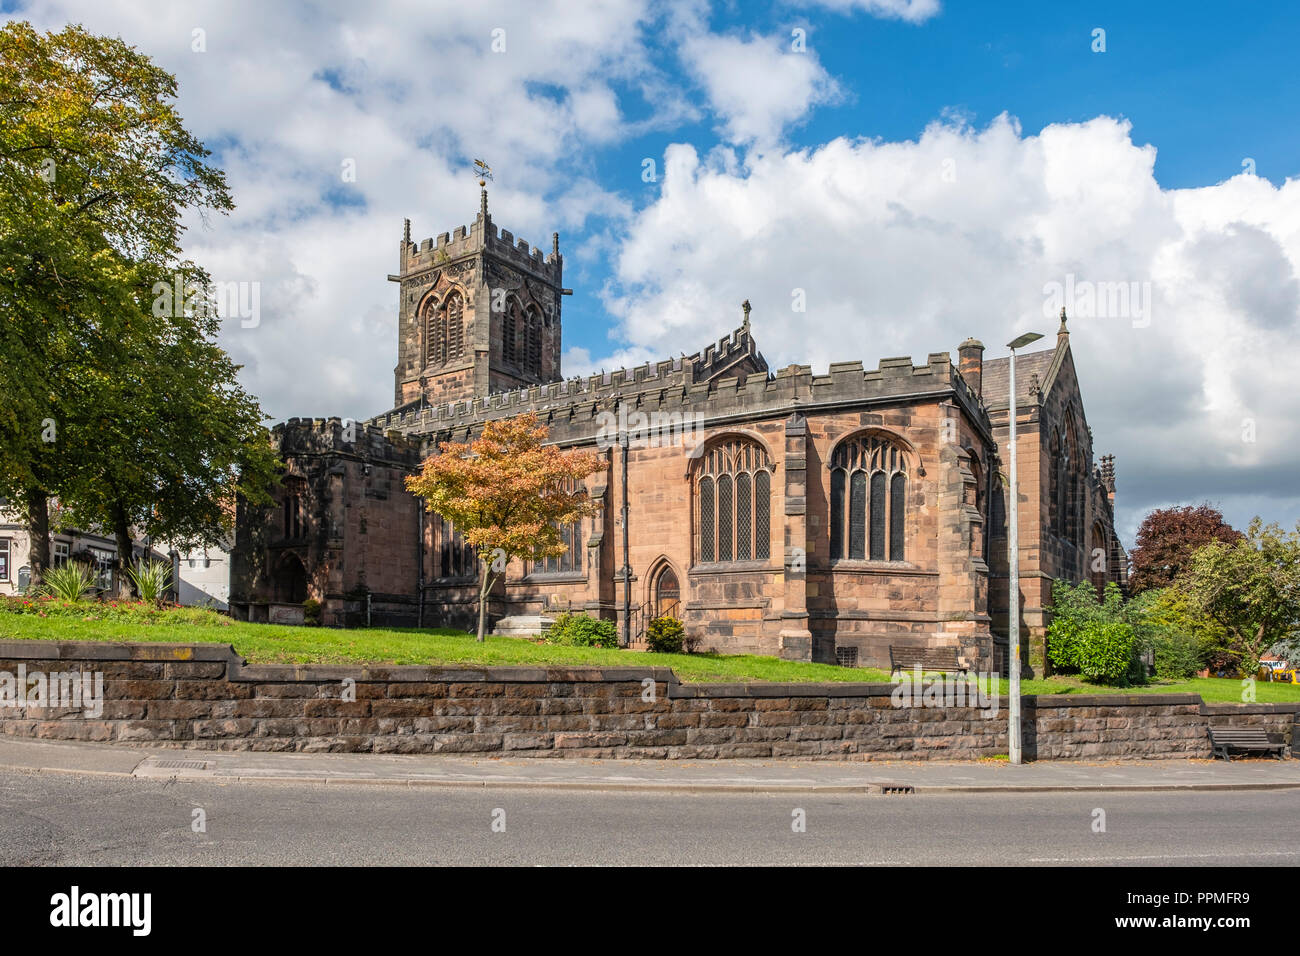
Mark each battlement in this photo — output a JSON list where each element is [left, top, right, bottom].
[[696, 321, 763, 379], [400, 199, 563, 285], [275, 416, 422, 466], [366, 345, 988, 443]]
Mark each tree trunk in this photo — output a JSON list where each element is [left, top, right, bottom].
[[24, 486, 50, 591], [476, 563, 493, 642], [111, 501, 134, 598]]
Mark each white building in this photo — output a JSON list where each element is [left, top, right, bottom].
[[1, 523, 133, 596], [2, 498, 232, 609], [170, 539, 232, 610]]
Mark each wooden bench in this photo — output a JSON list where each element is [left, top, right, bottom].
[[1208, 726, 1288, 761], [889, 645, 968, 676]]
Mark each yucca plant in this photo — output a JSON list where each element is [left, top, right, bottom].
[[126, 559, 173, 604], [40, 563, 99, 602]]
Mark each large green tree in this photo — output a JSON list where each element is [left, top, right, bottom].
[[1179, 519, 1300, 674], [58, 262, 280, 588], [0, 22, 271, 591]]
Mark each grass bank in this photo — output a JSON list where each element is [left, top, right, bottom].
[[2, 601, 1297, 701]]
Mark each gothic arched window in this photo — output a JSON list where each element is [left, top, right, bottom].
[[1090, 521, 1108, 598], [444, 292, 464, 361], [282, 477, 306, 540], [1056, 429, 1069, 540], [696, 438, 772, 564], [526, 305, 542, 374], [435, 514, 475, 579], [502, 296, 528, 366], [1071, 417, 1087, 544], [829, 433, 909, 561], [530, 479, 585, 575], [425, 290, 465, 366]]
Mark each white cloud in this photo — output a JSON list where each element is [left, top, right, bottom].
[[680, 30, 842, 145], [12, 0, 669, 421], [600, 114, 1300, 536], [790, 0, 941, 24]]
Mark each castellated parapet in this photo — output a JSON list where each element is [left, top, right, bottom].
[[368, 333, 990, 451], [275, 416, 422, 468], [402, 215, 563, 286]]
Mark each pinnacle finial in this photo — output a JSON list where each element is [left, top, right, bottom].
[[403, 218, 411, 244], [1059, 306, 1069, 335], [473, 158, 493, 220], [742, 299, 751, 329]]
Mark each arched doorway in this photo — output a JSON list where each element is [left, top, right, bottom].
[[272, 552, 308, 604], [654, 565, 680, 618]]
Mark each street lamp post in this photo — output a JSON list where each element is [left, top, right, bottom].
[[1005, 331, 1043, 765], [619, 400, 632, 648]]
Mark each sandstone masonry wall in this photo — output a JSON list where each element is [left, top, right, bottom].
[[3, 641, 1295, 762]]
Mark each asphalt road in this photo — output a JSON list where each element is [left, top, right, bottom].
[[1, 769, 1298, 866], [2, 770, 1300, 868]]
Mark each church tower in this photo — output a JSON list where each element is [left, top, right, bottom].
[[390, 187, 565, 408]]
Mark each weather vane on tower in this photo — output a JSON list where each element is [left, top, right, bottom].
[[474, 158, 492, 219]]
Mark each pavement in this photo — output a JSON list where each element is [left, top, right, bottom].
[[2, 736, 1299, 793]]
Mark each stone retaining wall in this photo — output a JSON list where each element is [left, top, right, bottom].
[[1, 641, 1296, 761]]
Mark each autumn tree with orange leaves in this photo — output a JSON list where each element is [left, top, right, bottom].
[[406, 413, 605, 641]]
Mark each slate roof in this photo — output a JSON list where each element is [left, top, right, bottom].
[[981, 346, 1057, 406]]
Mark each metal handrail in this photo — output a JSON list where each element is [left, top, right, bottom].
[[626, 599, 682, 645]]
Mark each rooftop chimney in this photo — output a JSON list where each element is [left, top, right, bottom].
[[957, 337, 985, 398]]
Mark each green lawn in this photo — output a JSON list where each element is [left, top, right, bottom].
[[2, 609, 1298, 701], [0, 612, 868, 684]]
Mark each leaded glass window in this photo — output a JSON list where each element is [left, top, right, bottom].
[[829, 433, 910, 562], [695, 438, 773, 564]]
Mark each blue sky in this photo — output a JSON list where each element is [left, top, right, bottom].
[[558, 0, 1300, 372], [610, 1, 1300, 187], [9, 0, 1300, 542]]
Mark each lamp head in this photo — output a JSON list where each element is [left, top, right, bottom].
[[1007, 331, 1044, 350]]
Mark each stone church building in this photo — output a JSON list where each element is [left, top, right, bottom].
[[230, 193, 1128, 672]]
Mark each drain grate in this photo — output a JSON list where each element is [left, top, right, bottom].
[[879, 785, 916, 795], [151, 759, 209, 771]]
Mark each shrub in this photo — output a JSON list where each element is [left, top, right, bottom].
[[39, 564, 98, 602], [1074, 620, 1139, 684], [302, 598, 322, 626], [1047, 579, 1145, 685], [646, 616, 685, 653], [1046, 615, 1083, 673], [547, 611, 617, 648], [126, 559, 172, 604], [1148, 630, 1204, 681], [1127, 588, 1213, 680]]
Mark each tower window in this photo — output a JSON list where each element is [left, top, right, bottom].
[[425, 291, 465, 366], [526, 306, 542, 374], [282, 478, 306, 540]]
